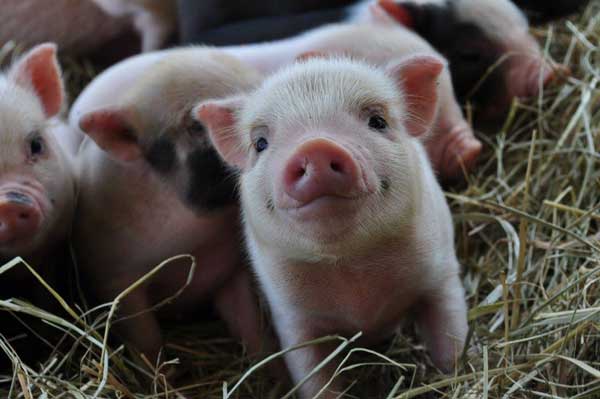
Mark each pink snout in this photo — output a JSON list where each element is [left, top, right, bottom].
[[282, 138, 370, 207], [0, 193, 42, 244], [513, 59, 570, 98]]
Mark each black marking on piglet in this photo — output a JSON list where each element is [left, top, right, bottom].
[[5, 192, 34, 206], [145, 136, 178, 174], [380, 178, 391, 192], [185, 148, 238, 210], [399, 1, 507, 113]]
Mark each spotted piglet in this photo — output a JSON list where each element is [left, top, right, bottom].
[[351, 0, 570, 120], [72, 49, 266, 363], [196, 56, 468, 398]]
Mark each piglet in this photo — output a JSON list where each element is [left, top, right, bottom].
[[351, 0, 570, 120], [196, 56, 468, 398], [0, 43, 77, 364], [71, 48, 266, 364], [92, 0, 177, 52]]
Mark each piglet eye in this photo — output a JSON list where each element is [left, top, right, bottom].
[[368, 115, 388, 131], [29, 136, 45, 157], [255, 137, 269, 153]]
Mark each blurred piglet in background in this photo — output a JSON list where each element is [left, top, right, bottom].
[[180, 0, 581, 122], [70, 49, 266, 364], [0, 0, 176, 58], [351, 0, 573, 120], [196, 56, 468, 398], [0, 44, 78, 365]]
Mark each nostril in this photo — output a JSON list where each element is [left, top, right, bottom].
[[19, 213, 30, 220], [330, 162, 342, 173], [296, 167, 306, 179]]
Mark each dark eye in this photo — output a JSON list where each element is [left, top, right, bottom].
[[255, 137, 269, 153], [29, 136, 44, 156], [368, 115, 388, 131], [188, 119, 206, 134]]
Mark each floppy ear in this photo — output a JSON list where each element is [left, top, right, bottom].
[[193, 97, 247, 169], [367, 0, 415, 28], [9, 43, 64, 118], [79, 107, 142, 162], [386, 54, 445, 137]]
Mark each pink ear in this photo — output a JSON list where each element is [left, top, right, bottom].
[[193, 98, 246, 169], [387, 55, 445, 137], [9, 43, 64, 118], [79, 108, 142, 162]]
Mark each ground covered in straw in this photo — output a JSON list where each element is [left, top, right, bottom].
[[1, 3, 600, 398]]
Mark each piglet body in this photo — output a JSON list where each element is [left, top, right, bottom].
[[71, 48, 266, 362], [0, 0, 174, 56], [197, 56, 468, 398], [350, 0, 568, 120]]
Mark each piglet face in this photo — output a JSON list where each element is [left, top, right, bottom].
[[197, 55, 443, 255], [0, 44, 75, 259]]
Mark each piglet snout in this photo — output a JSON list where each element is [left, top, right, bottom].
[[521, 59, 570, 98], [282, 138, 368, 207], [0, 195, 42, 244]]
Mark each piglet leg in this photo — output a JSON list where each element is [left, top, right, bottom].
[[214, 269, 275, 356], [426, 119, 482, 181], [112, 288, 164, 365], [274, 320, 344, 399], [416, 273, 468, 372]]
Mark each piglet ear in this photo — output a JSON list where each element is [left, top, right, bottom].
[[9, 43, 64, 118], [368, 0, 414, 28], [79, 107, 142, 162], [387, 54, 445, 137], [193, 98, 246, 169]]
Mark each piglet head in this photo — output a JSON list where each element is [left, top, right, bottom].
[[0, 43, 75, 259], [79, 103, 237, 213], [196, 55, 443, 255]]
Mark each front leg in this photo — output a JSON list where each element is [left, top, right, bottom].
[[275, 319, 344, 399], [416, 273, 468, 372]]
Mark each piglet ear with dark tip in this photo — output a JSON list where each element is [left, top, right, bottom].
[[368, 0, 415, 28], [386, 54, 445, 138], [79, 107, 142, 162], [193, 97, 247, 170], [9, 43, 65, 118]]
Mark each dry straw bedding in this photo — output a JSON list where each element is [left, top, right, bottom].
[[1, 3, 600, 398]]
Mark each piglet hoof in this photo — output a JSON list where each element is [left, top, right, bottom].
[[441, 127, 482, 180]]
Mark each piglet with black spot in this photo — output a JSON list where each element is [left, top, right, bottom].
[[351, 0, 571, 120], [70, 48, 267, 364], [196, 56, 468, 398]]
